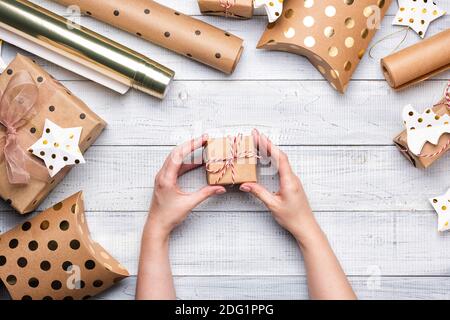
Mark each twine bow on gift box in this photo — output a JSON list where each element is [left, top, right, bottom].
[[0, 71, 47, 184], [206, 134, 259, 184], [219, 0, 235, 17]]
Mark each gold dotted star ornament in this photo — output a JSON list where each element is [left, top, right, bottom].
[[28, 119, 85, 177], [430, 189, 450, 232], [393, 0, 446, 38]]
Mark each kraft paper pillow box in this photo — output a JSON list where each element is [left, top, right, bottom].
[[0, 192, 129, 300], [394, 99, 450, 169], [0, 54, 106, 214]]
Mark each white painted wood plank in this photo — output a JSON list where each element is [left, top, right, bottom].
[[0, 145, 445, 212], [2, 14, 448, 81], [1, 210, 449, 276], [64, 276, 450, 300], [48, 79, 447, 146], [3, 275, 450, 300]]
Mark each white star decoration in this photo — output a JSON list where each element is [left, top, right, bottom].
[[393, 0, 446, 38], [403, 105, 450, 155], [253, 0, 283, 23], [430, 189, 450, 232], [28, 119, 85, 177]]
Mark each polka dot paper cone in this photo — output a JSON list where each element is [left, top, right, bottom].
[[257, 0, 392, 93], [0, 192, 129, 300], [51, 0, 244, 74]]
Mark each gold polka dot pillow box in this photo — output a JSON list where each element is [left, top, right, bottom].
[[0, 192, 129, 300], [257, 0, 392, 93], [0, 54, 106, 214]]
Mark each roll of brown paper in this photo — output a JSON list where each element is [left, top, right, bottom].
[[381, 29, 450, 90], [51, 0, 244, 74]]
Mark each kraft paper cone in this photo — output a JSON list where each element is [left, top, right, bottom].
[[198, 0, 254, 19], [381, 29, 450, 90], [394, 100, 450, 169], [205, 135, 258, 185], [257, 0, 392, 93], [51, 0, 244, 74], [0, 192, 129, 300], [0, 0, 174, 99], [0, 54, 106, 214]]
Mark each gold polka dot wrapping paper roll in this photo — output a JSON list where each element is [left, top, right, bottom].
[[381, 29, 450, 90], [257, 0, 392, 93], [0, 192, 129, 300], [0, 0, 174, 99], [50, 0, 245, 74]]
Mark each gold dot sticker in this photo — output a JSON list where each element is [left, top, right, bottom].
[[328, 46, 339, 57], [345, 37, 354, 48], [284, 27, 296, 38], [345, 17, 355, 29], [344, 61, 352, 71], [284, 8, 293, 18], [363, 6, 375, 18], [325, 6, 336, 17], [361, 28, 369, 39], [303, 16, 315, 27], [324, 26, 335, 38], [304, 0, 314, 8], [442, 206, 447, 211], [304, 36, 316, 47]]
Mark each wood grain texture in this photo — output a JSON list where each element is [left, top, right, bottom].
[[0, 0, 449, 300], [1, 210, 449, 277], [0, 146, 448, 213]]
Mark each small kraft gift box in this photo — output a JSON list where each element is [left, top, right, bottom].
[[205, 134, 258, 185], [198, 0, 254, 19], [394, 98, 450, 169], [0, 54, 106, 214]]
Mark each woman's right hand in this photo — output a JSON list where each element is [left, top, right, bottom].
[[240, 130, 320, 242]]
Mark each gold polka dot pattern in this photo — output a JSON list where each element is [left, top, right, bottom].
[[51, 0, 244, 74], [257, 0, 392, 93], [0, 192, 129, 300]]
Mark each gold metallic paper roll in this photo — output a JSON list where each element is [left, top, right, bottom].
[[0, 0, 174, 99]]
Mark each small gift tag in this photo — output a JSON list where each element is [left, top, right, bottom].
[[28, 119, 86, 177]]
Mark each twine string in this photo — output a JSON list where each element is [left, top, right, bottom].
[[219, 0, 236, 17], [206, 134, 259, 184]]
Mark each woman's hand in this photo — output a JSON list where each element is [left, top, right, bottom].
[[147, 135, 226, 238], [240, 130, 318, 241]]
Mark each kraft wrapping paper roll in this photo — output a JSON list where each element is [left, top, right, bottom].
[[257, 0, 392, 93], [381, 29, 450, 90], [51, 0, 244, 74], [0, 0, 174, 99]]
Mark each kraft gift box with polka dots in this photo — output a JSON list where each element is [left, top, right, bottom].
[[257, 0, 392, 93], [0, 192, 129, 300], [0, 54, 106, 214]]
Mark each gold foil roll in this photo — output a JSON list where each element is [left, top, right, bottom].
[[0, 0, 174, 99], [50, 0, 244, 74], [381, 29, 450, 90]]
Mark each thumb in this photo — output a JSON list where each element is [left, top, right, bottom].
[[240, 183, 275, 209], [189, 185, 226, 207]]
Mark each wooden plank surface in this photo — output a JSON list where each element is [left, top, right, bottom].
[[0, 0, 449, 300]]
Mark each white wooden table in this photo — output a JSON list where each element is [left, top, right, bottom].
[[1, 0, 450, 300]]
